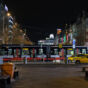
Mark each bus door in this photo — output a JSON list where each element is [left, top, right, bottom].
[[30, 48, 37, 58], [14, 48, 21, 57], [51, 48, 59, 58], [82, 49, 86, 54], [13, 48, 22, 61], [75, 48, 81, 55], [7, 48, 13, 58], [67, 48, 74, 57]]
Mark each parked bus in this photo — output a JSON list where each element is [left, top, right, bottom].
[[0, 44, 87, 63]]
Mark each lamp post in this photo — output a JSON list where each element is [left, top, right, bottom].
[[2, 12, 11, 44], [7, 13, 11, 17]]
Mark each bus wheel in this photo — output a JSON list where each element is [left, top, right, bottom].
[[75, 60, 80, 64]]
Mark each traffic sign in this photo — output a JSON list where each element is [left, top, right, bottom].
[[73, 45, 75, 49], [73, 39, 76, 48]]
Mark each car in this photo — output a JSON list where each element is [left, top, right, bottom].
[[68, 54, 88, 64], [68, 55, 75, 63], [75, 54, 88, 64]]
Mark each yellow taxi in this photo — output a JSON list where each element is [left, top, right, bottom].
[[68, 54, 88, 64], [68, 55, 75, 63]]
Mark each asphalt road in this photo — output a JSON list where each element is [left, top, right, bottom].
[[12, 64, 88, 88]]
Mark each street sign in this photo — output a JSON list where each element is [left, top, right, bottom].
[[73, 45, 75, 49], [73, 39, 76, 49]]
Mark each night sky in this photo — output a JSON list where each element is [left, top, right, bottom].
[[3, 0, 88, 42]]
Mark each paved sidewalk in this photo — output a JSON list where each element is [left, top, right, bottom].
[[12, 64, 88, 88]]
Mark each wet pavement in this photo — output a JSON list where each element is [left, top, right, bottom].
[[12, 64, 88, 88]]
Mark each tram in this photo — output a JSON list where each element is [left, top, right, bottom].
[[0, 44, 87, 62]]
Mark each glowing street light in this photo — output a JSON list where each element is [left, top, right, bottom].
[[7, 12, 11, 17], [2, 12, 11, 44]]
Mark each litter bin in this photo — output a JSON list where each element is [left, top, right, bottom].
[[1, 63, 15, 79]]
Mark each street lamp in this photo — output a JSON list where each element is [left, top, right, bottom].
[[7, 12, 11, 17], [7, 12, 13, 44]]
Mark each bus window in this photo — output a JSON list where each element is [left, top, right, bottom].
[[8, 49, 13, 55], [50, 48, 59, 58], [39, 48, 43, 55], [82, 49, 86, 54], [54, 49, 58, 55], [30, 49, 37, 58], [67, 48, 74, 57], [0, 49, 4, 56], [0, 48, 9, 58], [51, 48, 58, 55], [22, 48, 30, 55], [61, 49, 65, 56], [75, 48, 80, 55], [37, 48, 46, 58], [14, 49, 21, 57], [0, 49, 8, 56]]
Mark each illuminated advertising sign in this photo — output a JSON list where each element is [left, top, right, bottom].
[[57, 29, 62, 35], [23, 48, 28, 50], [64, 34, 66, 43]]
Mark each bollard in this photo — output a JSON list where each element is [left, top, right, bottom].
[[82, 67, 86, 72], [13, 67, 19, 79], [85, 71, 88, 80], [13, 70, 19, 79], [0, 75, 11, 88]]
